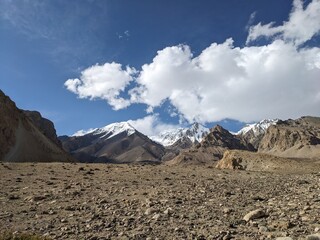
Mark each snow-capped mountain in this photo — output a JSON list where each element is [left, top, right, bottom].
[[61, 121, 165, 163], [237, 119, 279, 136], [72, 122, 136, 139], [150, 122, 209, 147], [236, 119, 279, 149]]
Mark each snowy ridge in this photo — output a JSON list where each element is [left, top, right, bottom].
[[150, 123, 209, 147], [237, 119, 279, 136], [72, 122, 136, 139]]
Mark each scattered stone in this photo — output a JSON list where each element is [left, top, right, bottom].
[[2, 162, 320, 239], [223, 208, 232, 214], [152, 213, 161, 220], [32, 195, 47, 201], [307, 234, 320, 240], [144, 208, 156, 215], [8, 195, 20, 200], [163, 207, 173, 215], [243, 209, 267, 222], [65, 206, 76, 211]]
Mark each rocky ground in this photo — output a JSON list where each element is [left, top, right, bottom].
[[1, 162, 320, 240]]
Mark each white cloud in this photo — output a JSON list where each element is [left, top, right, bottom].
[[131, 38, 320, 123], [247, 0, 320, 45], [65, 62, 136, 110], [65, 0, 320, 124], [128, 115, 180, 136], [246, 11, 257, 30], [117, 30, 130, 39]]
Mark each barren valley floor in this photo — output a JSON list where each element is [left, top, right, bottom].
[[1, 162, 320, 240]]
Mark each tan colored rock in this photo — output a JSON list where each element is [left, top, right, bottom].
[[243, 209, 267, 222]]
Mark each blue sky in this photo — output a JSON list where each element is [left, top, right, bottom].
[[1, 0, 319, 136]]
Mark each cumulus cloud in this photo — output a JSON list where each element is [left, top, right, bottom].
[[65, 62, 136, 110], [65, 0, 320, 123], [130, 38, 320, 122], [247, 0, 320, 45], [128, 115, 180, 136]]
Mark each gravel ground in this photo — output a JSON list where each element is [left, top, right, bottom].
[[1, 162, 320, 240]]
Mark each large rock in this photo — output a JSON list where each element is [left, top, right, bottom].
[[0, 90, 72, 162]]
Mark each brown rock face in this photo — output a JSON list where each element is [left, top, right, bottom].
[[239, 130, 265, 150], [258, 117, 320, 158], [161, 137, 194, 162], [23, 110, 62, 148], [0, 90, 72, 162], [0, 90, 20, 160], [201, 125, 254, 150]]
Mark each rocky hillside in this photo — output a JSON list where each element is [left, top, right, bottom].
[[258, 116, 320, 158], [60, 122, 165, 163], [167, 125, 254, 165], [0, 90, 72, 162], [237, 119, 278, 149]]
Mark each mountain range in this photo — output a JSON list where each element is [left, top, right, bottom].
[[150, 123, 209, 147], [1, 89, 319, 167]]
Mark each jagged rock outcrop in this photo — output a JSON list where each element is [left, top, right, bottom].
[[60, 122, 165, 163], [0, 90, 72, 162], [258, 117, 320, 158], [167, 125, 254, 165], [23, 110, 62, 148]]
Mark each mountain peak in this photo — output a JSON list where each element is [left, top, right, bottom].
[[150, 122, 209, 147], [236, 119, 279, 149], [237, 119, 279, 136], [72, 121, 136, 139]]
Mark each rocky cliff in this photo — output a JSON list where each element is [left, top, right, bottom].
[[0, 90, 72, 162]]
